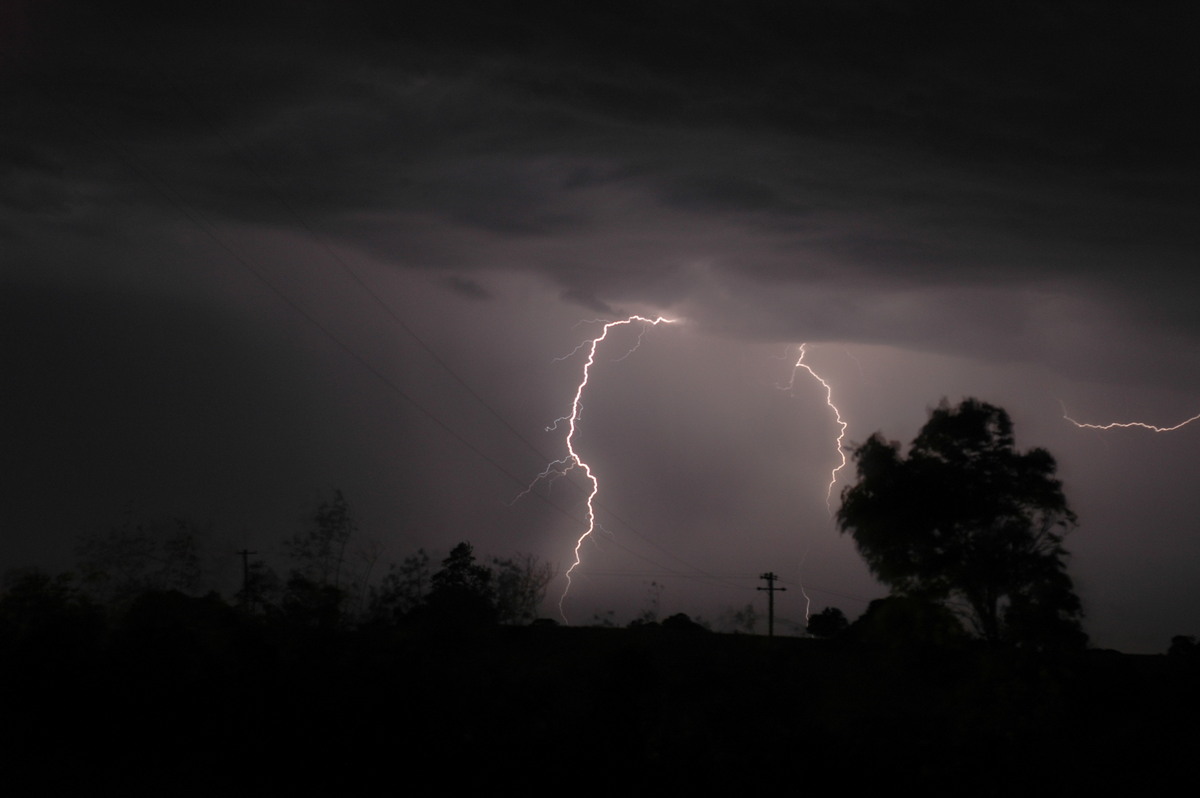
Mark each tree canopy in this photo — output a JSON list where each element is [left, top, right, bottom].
[[423, 542, 497, 627], [837, 398, 1085, 648]]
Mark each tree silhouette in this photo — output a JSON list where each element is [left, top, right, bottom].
[[285, 489, 356, 590], [366, 548, 432, 626], [719, 603, 758, 634], [76, 514, 205, 604], [807, 606, 849, 639], [234, 559, 280, 616], [423, 542, 496, 627], [662, 612, 709, 632], [837, 398, 1085, 648], [0, 569, 104, 649], [848, 595, 966, 650], [281, 490, 367, 629], [491, 553, 554, 625]]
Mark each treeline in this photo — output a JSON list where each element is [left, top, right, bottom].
[[0, 491, 561, 791], [4, 493, 1200, 793], [1, 490, 555, 637]]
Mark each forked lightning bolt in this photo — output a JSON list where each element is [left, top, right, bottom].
[[1061, 402, 1200, 433], [527, 315, 677, 622], [781, 344, 849, 511]]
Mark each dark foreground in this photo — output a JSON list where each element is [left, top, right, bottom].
[[3, 596, 1197, 796]]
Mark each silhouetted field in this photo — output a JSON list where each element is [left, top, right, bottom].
[[3, 594, 1197, 796]]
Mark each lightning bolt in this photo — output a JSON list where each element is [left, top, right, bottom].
[[780, 344, 849, 512], [797, 545, 812, 623], [1061, 402, 1200, 432], [528, 315, 677, 622]]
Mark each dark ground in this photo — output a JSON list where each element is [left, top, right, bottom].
[[3, 591, 1197, 796]]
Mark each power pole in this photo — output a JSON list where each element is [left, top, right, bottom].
[[757, 572, 787, 638], [237, 549, 258, 611]]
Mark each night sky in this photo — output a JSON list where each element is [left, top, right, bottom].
[[4, 2, 1199, 652]]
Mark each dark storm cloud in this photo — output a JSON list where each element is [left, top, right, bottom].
[[443, 275, 492, 301], [10, 7, 1193, 228], [559, 287, 617, 316], [658, 174, 794, 215], [5, 1, 1198, 380]]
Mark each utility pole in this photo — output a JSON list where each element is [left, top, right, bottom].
[[757, 572, 786, 638], [237, 549, 258, 611]]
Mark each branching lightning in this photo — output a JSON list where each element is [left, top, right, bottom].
[[1061, 402, 1200, 433], [527, 315, 677, 622], [780, 344, 849, 512]]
